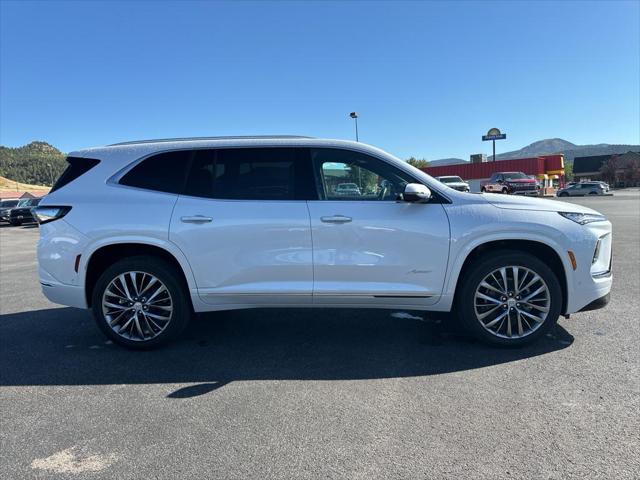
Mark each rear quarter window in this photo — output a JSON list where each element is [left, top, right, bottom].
[[50, 157, 101, 193], [119, 150, 193, 194]]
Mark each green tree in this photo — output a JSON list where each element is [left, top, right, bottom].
[[0, 141, 66, 186], [406, 157, 429, 169], [599, 156, 618, 185], [564, 161, 573, 181]]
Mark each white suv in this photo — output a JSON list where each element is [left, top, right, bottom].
[[35, 136, 612, 348]]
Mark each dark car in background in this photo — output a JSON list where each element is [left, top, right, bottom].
[[481, 172, 539, 195], [9, 198, 42, 226], [0, 199, 20, 223]]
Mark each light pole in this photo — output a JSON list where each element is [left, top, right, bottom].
[[349, 112, 359, 142]]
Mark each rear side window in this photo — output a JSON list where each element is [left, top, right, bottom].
[[50, 157, 100, 193], [184, 148, 316, 200], [120, 150, 192, 194]]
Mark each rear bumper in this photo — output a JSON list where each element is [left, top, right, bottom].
[[39, 267, 87, 309]]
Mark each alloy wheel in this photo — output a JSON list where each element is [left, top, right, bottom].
[[102, 271, 173, 341], [473, 266, 550, 339]]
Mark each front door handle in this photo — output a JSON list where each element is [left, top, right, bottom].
[[181, 215, 213, 224], [320, 215, 352, 224]]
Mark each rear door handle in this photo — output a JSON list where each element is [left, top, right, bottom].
[[181, 215, 213, 224], [320, 215, 352, 224]]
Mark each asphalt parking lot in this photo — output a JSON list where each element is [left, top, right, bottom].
[[1, 191, 638, 479]]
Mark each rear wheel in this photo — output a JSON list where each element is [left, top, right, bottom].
[[456, 251, 562, 346], [481, 187, 486, 192], [91, 256, 191, 349], [501, 187, 509, 194], [558, 192, 569, 197], [9, 219, 21, 226], [588, 191, 598, 195]]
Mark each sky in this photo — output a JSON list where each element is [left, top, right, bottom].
[[1, 0, 639, 160]]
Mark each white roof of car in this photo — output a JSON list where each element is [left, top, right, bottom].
[[69, 136, 395, 164]]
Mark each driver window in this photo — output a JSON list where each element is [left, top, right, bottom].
[[310, 148, 413, 201]]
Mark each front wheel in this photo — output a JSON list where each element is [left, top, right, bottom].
[[501, 187, 509, 194], [91, 256, 191, 349], [456, 251, 562, 346], [558, 192, 569, 197]]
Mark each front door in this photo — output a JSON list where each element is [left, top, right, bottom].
[[169, 147, 316, 307], [306, 148, 450, 307]]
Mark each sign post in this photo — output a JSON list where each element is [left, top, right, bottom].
[[482, 128, 507, 161]]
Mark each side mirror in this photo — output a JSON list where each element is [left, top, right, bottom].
[[403, 183, 431, 203]]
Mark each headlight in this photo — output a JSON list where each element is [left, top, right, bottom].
[[33, 206, 71, 224], [558, 212, 606, 225]]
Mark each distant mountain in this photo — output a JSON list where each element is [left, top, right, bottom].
[[493, 138, 639, 163], [429, 138, 640, 164], [0, 141, 67, 186], [428, 157, 468, 167]]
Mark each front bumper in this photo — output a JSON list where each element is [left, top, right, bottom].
[[577, 293, 610, 312]]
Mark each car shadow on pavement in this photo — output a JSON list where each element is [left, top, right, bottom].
[[0, 307, 574, 397]]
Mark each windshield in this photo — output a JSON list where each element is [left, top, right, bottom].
[[440, 176, 463, 184], [503, 172, 529, 180]]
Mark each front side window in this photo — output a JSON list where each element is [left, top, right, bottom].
[[120, 150, 192, 194], [183, 148, 315, 200], [311, 148, 414, 201]]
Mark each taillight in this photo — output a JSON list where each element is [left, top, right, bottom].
[[33, 206, 71, 225]]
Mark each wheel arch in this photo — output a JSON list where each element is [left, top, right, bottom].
[[451, 239, 569, 315], [83, 241, 196, 308]]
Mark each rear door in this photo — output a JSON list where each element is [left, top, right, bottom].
[[169, 147, 317, 307], [305, 148, 450, 307]]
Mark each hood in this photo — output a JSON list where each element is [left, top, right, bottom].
[[505, 178, 536, 184], [482, 192, 599, 214], [444, 182, 468, 188]]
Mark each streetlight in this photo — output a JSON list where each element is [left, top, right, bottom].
[[349, 112, 359, 142]]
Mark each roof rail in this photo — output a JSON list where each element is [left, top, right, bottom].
[[109, 135, 314, 146]]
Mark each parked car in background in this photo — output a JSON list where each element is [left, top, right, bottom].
[[334, 183, 362, 196], [35, 136, 612, 350], [9, 197, 42, 226], [557, 182, 606, 197], [481, 172, 539, 195], [435, 175, 470, 192], [592, 181, 610, 192], [0, 199, 20, 223]]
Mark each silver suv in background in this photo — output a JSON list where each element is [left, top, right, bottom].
[[557, 182, 606, 197]]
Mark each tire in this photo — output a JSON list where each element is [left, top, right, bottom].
[[455, 250, 562, 347], [91, 256, 191, 349], [588, 191, 598, 195], [481, 187, 486, 193], [10, 219, 21, 226], [558, 192, 569, 197], [501, 187, 509, 194]]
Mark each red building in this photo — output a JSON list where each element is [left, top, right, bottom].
[[422, 155, 566, 194]]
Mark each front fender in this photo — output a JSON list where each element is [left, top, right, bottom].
[[434, 204, 574, 311]]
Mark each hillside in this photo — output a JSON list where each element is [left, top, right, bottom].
[[0, 141, 67, 186], [429, 138, 640, 165], [0, 175, 50, 192], [494, 138, 640, 162]]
